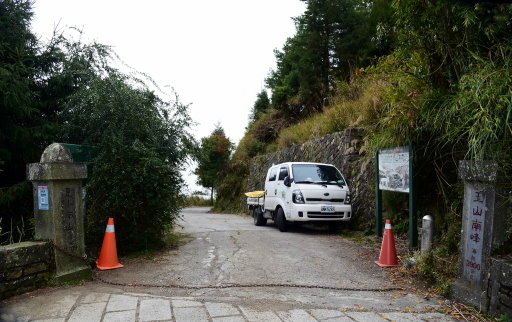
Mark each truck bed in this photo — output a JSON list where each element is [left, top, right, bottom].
[[246, 197, 264, 206], [245, 191, 265, 207]]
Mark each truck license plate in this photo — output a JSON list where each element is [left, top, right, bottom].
[[321, 205, 335, 213]]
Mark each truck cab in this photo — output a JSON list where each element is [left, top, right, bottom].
[[254, 162, 352, 232]]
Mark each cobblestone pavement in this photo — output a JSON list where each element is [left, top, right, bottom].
[[1, 287, 455, 322]]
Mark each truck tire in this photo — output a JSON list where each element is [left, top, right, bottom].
[[253, 207, 267, 226], [276, 207, 288, 232]]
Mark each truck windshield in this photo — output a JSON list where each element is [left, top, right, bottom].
[[292, 164, 346, 186]]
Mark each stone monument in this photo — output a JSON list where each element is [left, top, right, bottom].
[[452, 160, 498, 311], [27, 143, 91, 282]]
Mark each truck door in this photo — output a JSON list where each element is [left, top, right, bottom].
[[277, 166, 291, 215], [265, 167, 278, 210]]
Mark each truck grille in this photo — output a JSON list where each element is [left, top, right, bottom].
[[306, 198, 344, 203], [307, 212, 346, 218]]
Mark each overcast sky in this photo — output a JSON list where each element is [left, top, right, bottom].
[[31, 1, 305, 193]]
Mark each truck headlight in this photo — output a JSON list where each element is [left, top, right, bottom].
[[344, 193, 351, 204], [292, 189, 305, 204]]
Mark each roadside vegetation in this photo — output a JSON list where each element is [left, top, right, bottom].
[[193, 125, 233, 205], [215, 0, 512, 293], [125, 231, 194, 260], [183, 194, 213, 207], [0, 0, 193, 254]]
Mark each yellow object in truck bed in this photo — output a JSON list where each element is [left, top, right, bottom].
[[244, 191, 265, 198]]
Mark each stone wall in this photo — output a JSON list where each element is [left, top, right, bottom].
[[488, 189, 512, 316], [489, 258, 512, 316], [248, 128, 375, 229], [0, 241, 54, 300]]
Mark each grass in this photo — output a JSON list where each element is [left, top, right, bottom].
[[124, 231, 193, 260], [164, 231, 193, 249], [183, 195, 212, 207], [341, 230, 379, 246], [413, 249, 459, 297], [341, 226, 459, 299], [276, 78, 388, 150]]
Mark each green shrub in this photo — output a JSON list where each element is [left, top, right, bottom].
[[63, 74, 192, 255], [381, 191, 410, 235], [416, 248, 458, 296], [213, 157, 249, 214], [183, 196, 212, 207], [235, 134, 265, 159], [363, 51, 431, 153], [251, 110, 293, 144], [498, 313, 512, 322], [425, 44, 512, 162], [0, 182, 33, 244]]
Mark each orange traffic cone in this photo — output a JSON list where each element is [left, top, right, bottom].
[[375, 219, 399, 267], [96, 217, 123, 270]]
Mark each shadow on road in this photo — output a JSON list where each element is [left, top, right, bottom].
[[262, 219, 345, 235]]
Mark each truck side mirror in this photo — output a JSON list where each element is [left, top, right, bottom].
[[284, 176, 292, 187]]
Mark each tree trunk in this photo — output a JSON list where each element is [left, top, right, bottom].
[[210, 187, 214, 206]]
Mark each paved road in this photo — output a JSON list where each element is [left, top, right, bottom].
[[0, 207, 455, 321]]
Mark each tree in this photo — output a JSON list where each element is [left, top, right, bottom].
[[266, 0, 379, 116], [0, 0, 72, 243], [392, 1, 512, 90], [194, 126, 233, 204], [249, 90, 270, 122], [62, 72, 193, 253], [0, 0, 40, 183], [0, 0, 194, 250]]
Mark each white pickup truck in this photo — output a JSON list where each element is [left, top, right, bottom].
[[247, 162, 352, 232]]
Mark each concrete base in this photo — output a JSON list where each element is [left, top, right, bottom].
[[452, 279, 489, 312], [54, 266, 92, 284]]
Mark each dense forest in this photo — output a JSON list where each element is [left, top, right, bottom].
[[0, 0, 193, 252], [214, 0, 512, 287]]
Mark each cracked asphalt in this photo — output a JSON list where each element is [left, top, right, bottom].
[[0, 207, 456, 321], [103, 208, 390, 290]]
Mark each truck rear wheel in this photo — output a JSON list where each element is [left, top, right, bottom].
[[253, 207, 267, 226], [276, 208, 288, 232]]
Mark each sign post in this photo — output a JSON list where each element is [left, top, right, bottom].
[[375, 152, 383, 237], [408, 144, 417, 248], [375, 145, 417, 248]]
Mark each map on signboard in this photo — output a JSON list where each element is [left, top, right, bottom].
[[378, 146, 410, 193]]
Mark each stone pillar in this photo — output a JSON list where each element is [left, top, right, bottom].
[[452, 160, 498, 311], [421, 215, 433, 253], [27, 143, 91, 282]]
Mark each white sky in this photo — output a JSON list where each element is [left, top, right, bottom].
[[31, 0, 305, 193]]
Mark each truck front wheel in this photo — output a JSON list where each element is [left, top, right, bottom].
[[253, 207, 267, 226], [276, 208, 288, 232]]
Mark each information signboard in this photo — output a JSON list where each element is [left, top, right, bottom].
[[378, 146, 410, 193], [375, 144, 417, 248]]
